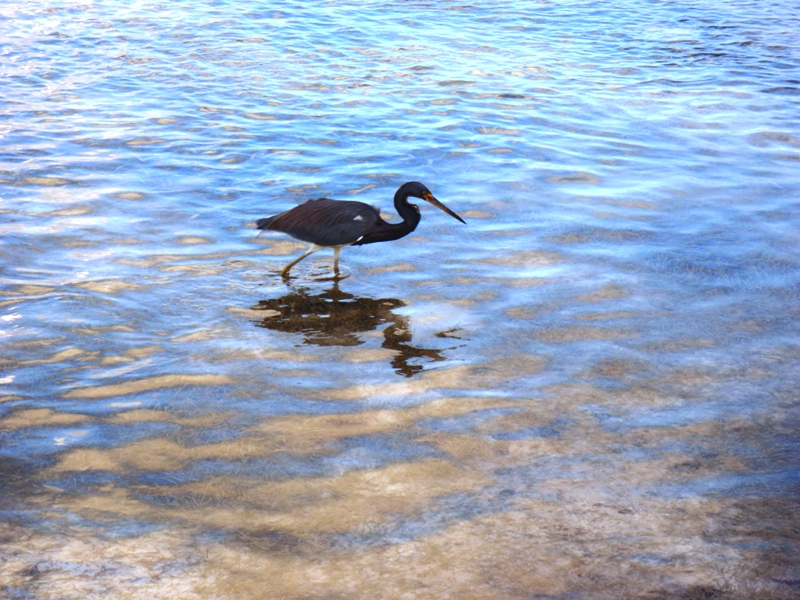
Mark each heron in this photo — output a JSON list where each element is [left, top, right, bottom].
[[256, 181, 465, 277]]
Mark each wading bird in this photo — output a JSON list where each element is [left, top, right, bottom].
[[256, 181, 465, 277]]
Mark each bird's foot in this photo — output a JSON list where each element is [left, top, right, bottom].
[[319, 266, 350, 281]]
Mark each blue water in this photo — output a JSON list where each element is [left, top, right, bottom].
[[1, 0, 799, 597]]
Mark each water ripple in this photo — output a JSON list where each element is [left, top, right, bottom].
[[2, 0, 800, 597]]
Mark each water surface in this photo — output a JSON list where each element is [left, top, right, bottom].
[[1, 0, 799, 598]]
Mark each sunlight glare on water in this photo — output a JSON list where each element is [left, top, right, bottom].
[[1, 0, 799, 598]]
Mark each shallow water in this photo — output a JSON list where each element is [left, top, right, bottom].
[[1, 0, 799, 598]]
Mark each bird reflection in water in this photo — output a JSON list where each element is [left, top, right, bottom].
[[251, 284, 455, 377]]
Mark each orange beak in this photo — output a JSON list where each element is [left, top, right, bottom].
[[422, 192, 466, 224]]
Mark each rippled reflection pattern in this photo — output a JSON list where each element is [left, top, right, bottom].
[[252, 284, 449, 376], [1, 0, 800, 598]]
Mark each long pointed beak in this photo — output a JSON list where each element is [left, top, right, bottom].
[[422, 192, 466, 224]]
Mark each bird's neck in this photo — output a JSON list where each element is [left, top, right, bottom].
[[390, 188, 421, 239], [352, 187, 421, 245]]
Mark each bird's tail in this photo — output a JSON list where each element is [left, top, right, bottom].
[[256, 216, 277, 230], [255, 215, 278, 238]]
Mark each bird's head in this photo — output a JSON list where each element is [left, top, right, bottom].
[[400, 181, 466, 224]]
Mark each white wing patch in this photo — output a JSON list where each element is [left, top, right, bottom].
[[354, 215, 364, 221]]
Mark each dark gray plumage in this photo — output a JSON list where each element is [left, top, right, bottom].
[[257, 199, 378, 247], [256, 182, 465, 278]]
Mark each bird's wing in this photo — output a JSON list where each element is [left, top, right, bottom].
[[261, 199, 380, 247]]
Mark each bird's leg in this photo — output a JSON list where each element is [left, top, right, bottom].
[[281, 245, 319, 277], [333, 246, 341, 277]]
